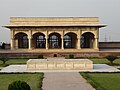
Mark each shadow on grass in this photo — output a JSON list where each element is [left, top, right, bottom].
[[0, 64, 9, 67]]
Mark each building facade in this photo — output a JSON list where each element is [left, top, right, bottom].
[[4, 17, 106, 52]]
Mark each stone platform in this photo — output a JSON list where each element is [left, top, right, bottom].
[[27, 59, 93, 70], [1, 64, 120, 73]]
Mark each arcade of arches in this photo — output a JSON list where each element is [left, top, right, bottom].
[[4, 17, 106, 51], [10, 28, 99, 50]]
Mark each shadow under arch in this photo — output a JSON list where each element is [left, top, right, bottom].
[[14, 32, 28, 49], [64, 32, 77, 49], [32, 32, 46, 48], [48, 32, 61, 49], [81, 32, 95, 48]]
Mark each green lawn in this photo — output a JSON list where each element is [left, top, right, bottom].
[[0, 59, 28, 67], [81, 73, 120, 90], [91, 58, 120, 65], [1, 58, 120, 67], [0, 73, 43, 90]]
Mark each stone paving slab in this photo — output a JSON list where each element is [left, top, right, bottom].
[[42, 72, 95, 90], [0, 64, 120, 73]]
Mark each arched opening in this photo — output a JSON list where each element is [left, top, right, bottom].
[[64, 32, 77, 48], [81, 32, 95, 48], [15, 32, 28, 49], [48, 32, 61, 49], [32, 33, 46, 48]]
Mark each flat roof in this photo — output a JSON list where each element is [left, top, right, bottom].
[[4, 17, 106, 28]]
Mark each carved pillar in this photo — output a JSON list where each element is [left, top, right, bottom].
[[11, 38, 14, 50], [28, 30, 32, 50], [46, 31, 48, 49], [28, 38, 32, 49], [94, 28, 99, 50], [10, 30, 14, 50], [61, 37, 64, 49], [94, 38, 98, 50], [61, 30, 64, 49], [77, 38, 80, 49], [77, 29, 81, 49], [46, 37, 48, 49]]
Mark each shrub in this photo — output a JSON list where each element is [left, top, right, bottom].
[[8, 80, 31, 90], [38, 55, 44, 59], [69, 54, 74, 59], [105, 55, 117, 64], [0, 55, 9, 64]]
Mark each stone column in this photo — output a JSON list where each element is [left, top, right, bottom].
[[10, 30, 14, 50], [61, 37, 64, 49], [61, 30, 64, 49], [28, 38, 32, 50], [77, 38, 80, 49], [94, 28, 99, 50], [77, 30, 81, 49], [46, 31, 48, 49], [10, 38, 14, 50], [46, 37, 48, 49], [94, 38, 98, 50], [28, 30, 32, 50]]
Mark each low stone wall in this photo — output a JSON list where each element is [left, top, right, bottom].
[[27, 59, 93, 70], [99, 42, 120, 49], [1, 50, 120, 58]]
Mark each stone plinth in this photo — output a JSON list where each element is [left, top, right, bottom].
[[27, 59, 93, 70]]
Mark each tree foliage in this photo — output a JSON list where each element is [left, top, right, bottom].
[[0, 55, 8, 64], [105, 55, 117, 64]]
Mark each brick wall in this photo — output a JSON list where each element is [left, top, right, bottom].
[[0, 51, 120, 58]]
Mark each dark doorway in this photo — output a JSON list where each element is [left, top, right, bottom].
[[48, 33, 61, 49], [15, 32, 28, 49], [81, 32, 94, 48], [64, 32, 77, 49], [33, 33, 46, 48]]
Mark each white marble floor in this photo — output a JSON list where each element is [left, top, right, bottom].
[[0, 64, 120, 73]]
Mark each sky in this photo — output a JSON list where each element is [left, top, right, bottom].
[[0, 0, 120, 43]]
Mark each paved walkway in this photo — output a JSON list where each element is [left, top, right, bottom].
[[0, 64, 119, 90], [42, 72, 95, 90]]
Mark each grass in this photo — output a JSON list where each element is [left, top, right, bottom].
[[91, 58, 120, 66], [80, 72, 120, 90], [0, 58, 28, 67], [0, 73, 44, 90], [0, 58, 120, 67]]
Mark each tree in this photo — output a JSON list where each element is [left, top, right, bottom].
[[0, 55, 8, 64], [8, 80, 31, 90], [105, 55, 117, 64]]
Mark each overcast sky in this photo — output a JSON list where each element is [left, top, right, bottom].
[[0, 0, 120, 43]]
